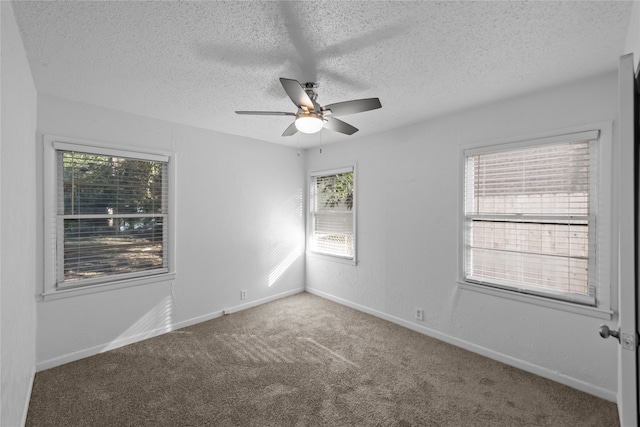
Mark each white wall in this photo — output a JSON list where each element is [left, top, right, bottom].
[[35, 95, 305, 369], [623, 0, 640, 71], [305, 71, 620, 400], [0, 2, 38, 425]]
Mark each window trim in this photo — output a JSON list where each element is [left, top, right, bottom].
[[307, 164, 357, 265], [42, 135, 176, 300], [457, 123, 613, 318]]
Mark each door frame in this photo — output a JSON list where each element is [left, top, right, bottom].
[[617, 53, 638, 426]]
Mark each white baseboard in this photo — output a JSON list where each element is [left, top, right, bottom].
[[36, 287, 304, 372], [21, 367, 36, 427], [305, 287, 617, 403], [219, 287, 304, 316]]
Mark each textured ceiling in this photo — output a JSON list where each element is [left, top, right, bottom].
[[12, 1, 633, 149]]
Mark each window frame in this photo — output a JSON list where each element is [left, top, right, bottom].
[[458, 123, 613, 319], [307, 165, 357, 265], [43, 135, 176, 300]]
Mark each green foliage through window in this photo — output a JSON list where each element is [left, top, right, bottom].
[[62, 152, 164, 216], [310, 169, 355, 259], [59, 150, 168, 285], [317, 172, 353, 210]]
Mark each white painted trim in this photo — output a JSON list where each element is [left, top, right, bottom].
[[42, 273, 177, 301], [42, 134, 177, 299], [457, 281, 613, 320], [309, 165, 353, 177], [615, 53, 638, 426], [459, 123, 611, 153], [305, 287, 617, 403], [35, 313, 221, 372], [307, 163, 357, 264], [306, 251, 355, 265], [220, 287, 304, 315], [458, 121, 614, 314], [44, 134, 174, 158], [463, 129, 600, 156], [21, 367, 36, 427], [36, 287, 304, 372], [53, 141, 169, 162]]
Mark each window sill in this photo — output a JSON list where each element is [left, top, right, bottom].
[[42, 272, 176, 301], [306, 251, 356, 266], [457, 280, 613, 320]]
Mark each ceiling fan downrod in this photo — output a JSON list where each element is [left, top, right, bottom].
[[302, 82, 319, 102]]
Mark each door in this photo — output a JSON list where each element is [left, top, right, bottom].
[[616, 53, 638, 426]]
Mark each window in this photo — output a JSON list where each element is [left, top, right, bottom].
[[462, 129, 604, 306], [308, 167, 355, 260], [44, 137, 173, 297]]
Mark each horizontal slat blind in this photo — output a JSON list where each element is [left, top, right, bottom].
[[57, 150, 168, 287], [464, 139, 596, 304], [309, 170, 354, 258], [468, 142, 590, 215]]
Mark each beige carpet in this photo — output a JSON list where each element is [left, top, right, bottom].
[[26, 292, 619, 426]]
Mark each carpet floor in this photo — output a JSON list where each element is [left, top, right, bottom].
[[26, 292, 619, 426]]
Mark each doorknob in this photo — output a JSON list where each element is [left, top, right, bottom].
[[599, 325, 620, 341]]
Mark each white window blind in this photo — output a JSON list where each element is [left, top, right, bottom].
[[56, 148, 169, 288], [309, 168, 355, 259], [464, 133, 599, 305]]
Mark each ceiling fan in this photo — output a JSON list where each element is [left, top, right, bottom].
[[236, 78, 382, 136]]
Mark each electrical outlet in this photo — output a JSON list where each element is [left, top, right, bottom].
[[240, 289, 247, 300], [415, 308, 424, 321]]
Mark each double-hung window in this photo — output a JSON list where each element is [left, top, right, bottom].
[[308, 167, 355, 261], [462, 128, 607, 307], [44, 137, 173, 297]]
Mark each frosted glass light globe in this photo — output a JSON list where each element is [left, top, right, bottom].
[[295, 116, 323, 134]]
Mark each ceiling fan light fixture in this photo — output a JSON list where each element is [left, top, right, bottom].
[[236, 78, 381, 136], [295, 114, 323, 134]]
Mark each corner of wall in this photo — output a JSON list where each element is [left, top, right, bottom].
[[1, 1, 39, 426]]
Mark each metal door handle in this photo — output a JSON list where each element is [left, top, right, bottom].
[[599, 325, 620, 341]]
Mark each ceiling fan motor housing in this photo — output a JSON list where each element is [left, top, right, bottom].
[[303, 82, 319, 102]]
